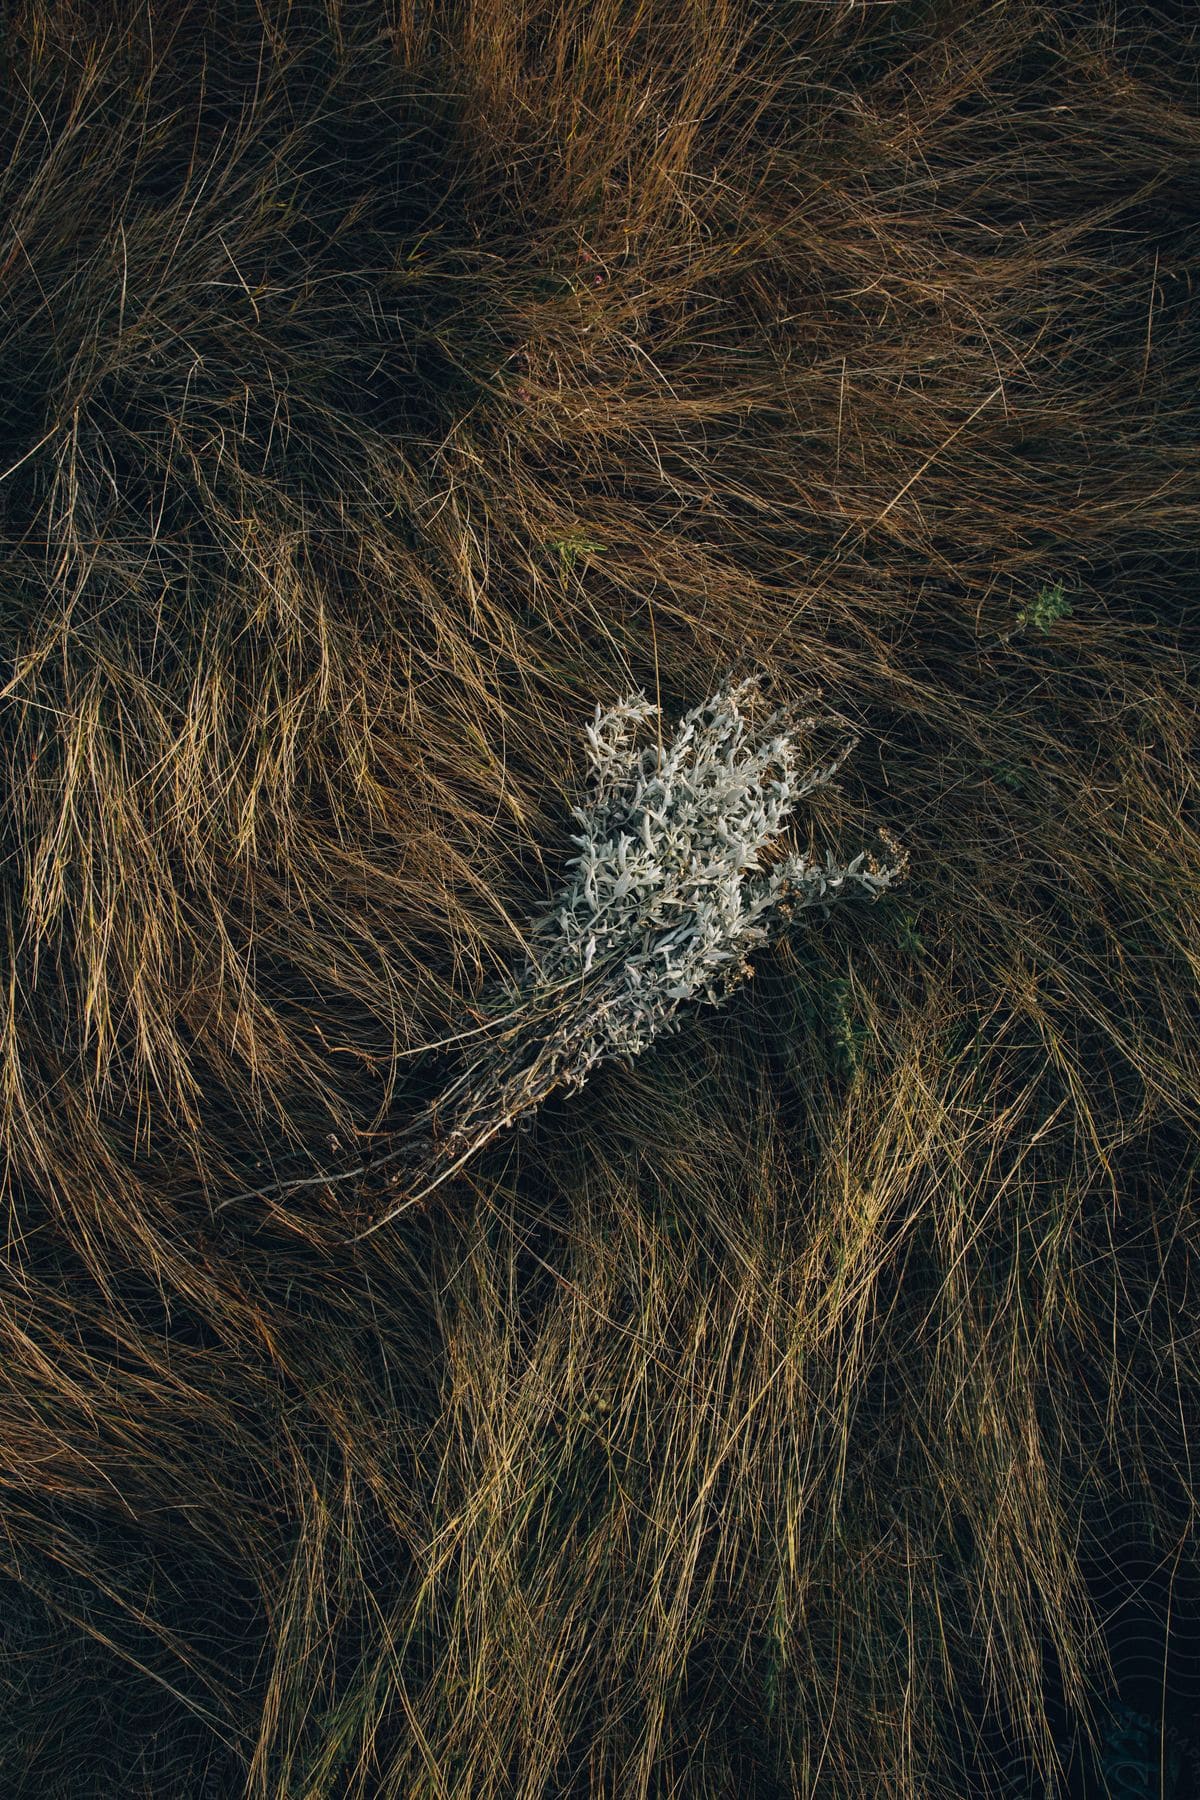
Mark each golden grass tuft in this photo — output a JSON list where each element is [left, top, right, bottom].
[[1, 0, 1199, 1793]]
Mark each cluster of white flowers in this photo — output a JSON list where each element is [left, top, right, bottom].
[[352, 676, 907, 1236], [513, 675, 907, 1082]]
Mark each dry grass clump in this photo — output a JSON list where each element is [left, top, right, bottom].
[[1, 0, 1199, 1794]]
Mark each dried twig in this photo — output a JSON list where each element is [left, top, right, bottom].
[[347, 676, 907, 1241]]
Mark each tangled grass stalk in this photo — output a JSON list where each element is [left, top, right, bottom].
[[354, 677, 906, 1238]]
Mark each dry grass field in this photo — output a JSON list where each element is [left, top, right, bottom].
[[1, 1, 1199, 1793]]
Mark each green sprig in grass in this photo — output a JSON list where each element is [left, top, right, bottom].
[[1016, 580, 1073, 635]]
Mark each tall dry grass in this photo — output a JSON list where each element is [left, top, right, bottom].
[[1, 0, 1198, 1793]]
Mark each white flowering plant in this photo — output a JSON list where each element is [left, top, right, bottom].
[[348, 675, 907, 1239]]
